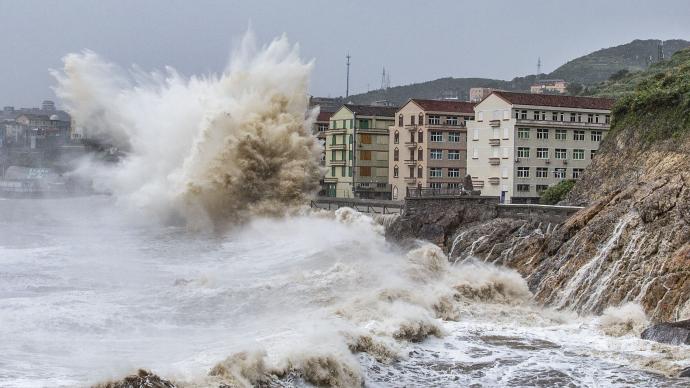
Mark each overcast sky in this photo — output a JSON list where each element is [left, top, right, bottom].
[[1, 0, 689, 107]]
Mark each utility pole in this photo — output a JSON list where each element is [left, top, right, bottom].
[[346, 53, 351, 98]]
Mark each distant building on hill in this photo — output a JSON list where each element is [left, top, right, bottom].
[[469, 87, 495, 103], [467, 91, 614, 203], [530, 79, 568, 94]]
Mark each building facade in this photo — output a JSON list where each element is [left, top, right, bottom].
[[469, 87, 495, 103], [388, 99, 475, 200], [324, 104, 397, 199], [466, 91, 614, 203]]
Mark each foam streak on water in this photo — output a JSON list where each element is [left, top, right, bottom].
[[0, 198, 688, 387]]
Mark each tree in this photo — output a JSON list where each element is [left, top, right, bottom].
[[463, 174, 474, 192], [540, 179, 576, 205], [566, 82, 584, 96]]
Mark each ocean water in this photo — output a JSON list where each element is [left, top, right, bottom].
[[0, 196, 688, 387]]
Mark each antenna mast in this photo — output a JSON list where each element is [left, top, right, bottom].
[[346, 53, 351, 98], [537, 57, 542, 77]]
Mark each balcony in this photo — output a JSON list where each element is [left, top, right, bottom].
[[404, 140, 417, 147], [488, 177, 500, 185], [488, 157, 500, 165], [326, 128, 347, 134], [404, 176, 417, 183], [330, 159, 346, 166], [488, 138, 501, 146], [403, 159, 417, 165], [472, 179, 485, 188], [489, 119, 501, 127], [404, 125, 418, 131], [516, 118, 609, 129], [328, 143, 346, 150]]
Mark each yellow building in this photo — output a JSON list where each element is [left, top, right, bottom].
[[324, 104, 397, 198]]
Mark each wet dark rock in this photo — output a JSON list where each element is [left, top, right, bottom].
[[680, 367, 690, 378], [640, 319, 690, 345], [92, 369, 176, 388]]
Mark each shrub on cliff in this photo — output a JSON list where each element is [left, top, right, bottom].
[[540, 180, 576, 205]]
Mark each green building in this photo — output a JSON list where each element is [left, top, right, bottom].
[[324, 104, 397, 199]]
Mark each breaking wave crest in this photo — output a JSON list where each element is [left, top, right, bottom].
[[52, 32, 322, 228]]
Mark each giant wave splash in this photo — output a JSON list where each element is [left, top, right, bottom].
[[52, 32, 322, 227]]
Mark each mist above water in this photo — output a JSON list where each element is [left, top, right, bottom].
[[51, 31, 322, 228]]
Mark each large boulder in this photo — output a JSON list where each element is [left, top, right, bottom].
[[640, 319, 690, 345]]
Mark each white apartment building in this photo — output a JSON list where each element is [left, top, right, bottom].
[[467, 91, 614, 203]]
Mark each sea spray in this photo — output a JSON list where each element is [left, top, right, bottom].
[[52, 32, 322, 228]]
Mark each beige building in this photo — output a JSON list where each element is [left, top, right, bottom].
[[530, 79, 568, 94], [324, 104, 397, 199], [388, 99, 475, 200], [469, 87, 495, 103], [467, 91, 614, 203]]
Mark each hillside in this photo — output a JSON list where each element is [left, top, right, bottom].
[[342, 39, 689, 106], [549, 39, 690, 85]]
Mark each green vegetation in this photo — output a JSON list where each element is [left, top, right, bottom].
[[341, 39, 689, 105], [540, 180, 576, 205]]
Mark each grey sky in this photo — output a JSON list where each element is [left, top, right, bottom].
[[1, 0, 689, 107]]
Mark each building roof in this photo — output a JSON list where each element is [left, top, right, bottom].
[[492, 91, 615, 110], [316, 110, 332, 122], [342, 104, 398, 117], [410, 99, 476, 114]]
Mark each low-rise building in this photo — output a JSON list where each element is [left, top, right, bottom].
[[469, 87, 495, 103], [388, 99, 475, 200], [324, 104, 397, 199], [530, 79, 568, 94], [467, 91, 614, 203]]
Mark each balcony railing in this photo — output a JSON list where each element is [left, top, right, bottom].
[[330, 160, 346, 166], [404, 140, 417, 147], [489, 120, 501, 127], [488, 138, 501, 146], [516, 119, 609, 129], [404, 176, 417, 183], [328, 143, 346, 150], [403, 159, 417, 165], [488, 177, 500, 185], [425, 122, 467, 129], [406, 187, 471, 198], [488, 157, 500, 165]]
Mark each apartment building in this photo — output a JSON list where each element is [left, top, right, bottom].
[[324, 104, 397, 199], [467, 91, 614, 203], [469, 87, 495, 103], [388, 99, 475, 200]]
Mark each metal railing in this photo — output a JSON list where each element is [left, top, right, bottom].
[[406, 187, 471, 198]]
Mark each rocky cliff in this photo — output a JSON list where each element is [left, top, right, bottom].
[[388, 48, 690, 322]]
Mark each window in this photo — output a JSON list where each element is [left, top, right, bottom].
[[574, 130, 585, 141], [472, 145, 478, 159], [560, 112, 565, 121], [517, 128, 530, 139], [393, 166, 399, 178], [348, 167, 352, 177], [418, 130, 424, 143], [536, 167, 548, 178], [341, 166, 345, 176], [517, 184, 530, 192], [448, 168, 460, 178], [577, 113, 582, 122], [430, 182, 442, 189], [587, 114, 593, 123], [534, 111, 545, 120], [430, 168, 442, 178], [555, 129, 567, 140], [605, 115, 611, 124], [360, 166, 371, 176], [536, 184, 549, 193], [517, 167, 530, 178], [555, 149, 567, 159], [361, 150, 371, 160], [591, 131, 602, 141], [330, 120, 336, 129], [410, 115, 416, 125], [317, 123, 328, 132], [595, 115, 600, 124], [591, 150, 597, 159], [517, 147, 530, 158], [394, 131, 399, 144], [473, 128, 479, 140], [431, 132, 443, 142], [331, 166, 335, 177], [477, 111, 484, 121], [573, 149, 584, 160], [331, 135, 336, 145], [537, 148, 549, 159], [502, 147, 510, 158], [572, 168, 584, 179], [552, 112, 558, 121], [520, 110, 528, 119], [570, 113, 576, 122], [418, 148, 424, 161], [331, 150, 336, 161], [393, 148, 399, 161], [349, 150, 353, 160], [398, 115, 403, 127], [428, 115, 440, 125], [358, 119, 369, 129], [537, 128, 549, 139], [349, 134, 353, 144], [418, 165, 424, 178], [448, 150, 460, 160], [554, 168, 566, 179], [448, 183, 461, 189], [446, 116, 458, 126], [448, 132, 461, 142]]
